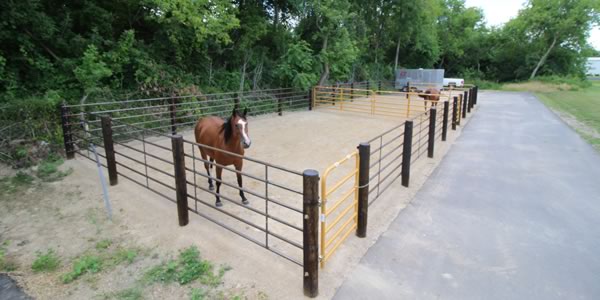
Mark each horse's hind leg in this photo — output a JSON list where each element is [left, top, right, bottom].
[[215, 166, 223, 207], [199, 148, 214, 190], [235, 163, 249, 205]]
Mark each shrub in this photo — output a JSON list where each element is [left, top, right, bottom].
[[32, 249, 61, 272]]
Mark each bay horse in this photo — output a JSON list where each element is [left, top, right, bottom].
[[418, 88, 440, 113], [195, 107, 252, 207]]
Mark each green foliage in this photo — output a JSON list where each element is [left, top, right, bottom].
[[113, 287, 143, 300], [0, 241, 18, 272], [0, 172, 34, 194], [274, 41, 318, 89], [144, 246, 223, 286], [31, 249, 60, 272], [190, 287, 206, 300], [534, 75, 592, 90], [62, 254, 103, 283], [109, 248, 139, 265]]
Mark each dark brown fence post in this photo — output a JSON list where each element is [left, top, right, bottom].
[[350, 82, 354, 101], [303, 169, 319, 298], [378, 80, 382, 93], [101, 116, 118, 186], [366, 80, 370, 92], [442, 101, 449, 141], [277, 96, 283, 116], [428, 107, 436, 158], [467, 88, 473, 112], [457, 94, 462, 126], [452, 96, 458, 130], [356, 143, 370, 238], [169, 98, 177, 135], [401, 120, 413, 187], [171, 135, 189, 227], [474, 86, 478, 105], [308, 89, 313, 111], [462, 91, 468, 119], [235, 92, 241, 109], [60, 104, 75, 159]]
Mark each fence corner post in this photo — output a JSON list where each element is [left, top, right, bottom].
[[60, 104, 75, 160], [442, 101, 449, 141], [474, 86, 478, 105], [171, 135, 189, 227], [428, 107, 436, 158], [357, 143, 370, 238], [401, 120, 413, 187], [101, 116, 118, 186], [467, 88, 473, 113], [303, 169, 319, 298], [452, 96, 458, 130]]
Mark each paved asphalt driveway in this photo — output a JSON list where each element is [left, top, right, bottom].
[[334, 92, 600, 300]]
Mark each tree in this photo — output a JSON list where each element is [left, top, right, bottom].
[[517, 0, 600, 79]]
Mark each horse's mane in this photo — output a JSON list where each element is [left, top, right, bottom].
[[221, 117, 233, 144]]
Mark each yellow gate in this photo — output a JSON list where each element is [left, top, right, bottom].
[[320, 151, 359, 267]]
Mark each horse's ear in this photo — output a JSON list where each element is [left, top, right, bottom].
[[243, 107, 248, 117]]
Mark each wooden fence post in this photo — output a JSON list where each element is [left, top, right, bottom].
[[442, 101, 449, 141], [169, 98, 177, 135], [401, 120, 413, 187], [467, 88, 472, 113], [60, 104, 75, 159], [303, 169, 319, 298], [308, 89, 313, 111], [101, 116, 118, 186], [428, 107, 436, 158], [356, 143, 370, 238], [378, 80, 382, 93], [452, 96, 458, 130], [366, 81, 370, 92], [462, 91, 468, 119], [171, 135, 189, 227], [350, 82, 354, 101], [474, 86, 478, 105], [277, 96, 283, 116]]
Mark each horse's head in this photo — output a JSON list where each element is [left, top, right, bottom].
[[231, 107, 251, 149]]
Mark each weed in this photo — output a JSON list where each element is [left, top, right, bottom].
[[95, 239, 113, 250], [37, 155, 72, 182], [108, 248, 139, 265], [143, 246, 223, 286], [114, 287, 143, 300], [62, 254, 103, 283], [32, 249, 60, 272], [190, 288, 206, 300], [0, 248, 18, 272]]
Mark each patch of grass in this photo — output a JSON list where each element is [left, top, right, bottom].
[[37, 154, 72, 182], [113, 287, 144, 300], [32, 249, 61, 272], [536, 81, 600, 151], [108, 248, 139, 265], [190, 288, 206, 300], [95, 239, 113, 250], [143, 246, 223, 286], [62, 254, 103, 283]]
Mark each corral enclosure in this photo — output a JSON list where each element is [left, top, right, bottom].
[[61, 82, 479, 297]]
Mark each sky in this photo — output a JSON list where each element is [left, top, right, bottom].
[[465, 0, 600, 50]]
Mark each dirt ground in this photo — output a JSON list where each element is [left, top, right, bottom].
[[1, 101, 477, 299]]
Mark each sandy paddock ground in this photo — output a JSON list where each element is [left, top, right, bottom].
[[23, 92, 476, 299]]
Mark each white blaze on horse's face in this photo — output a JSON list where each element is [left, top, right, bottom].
[[237, 118, 251, 149]]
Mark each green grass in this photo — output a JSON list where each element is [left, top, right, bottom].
[[0, 243, 19, 272], [95, 239, 113, 250], [143, 246, 222, 286], [32, 249, 61, 272], [37, 154, 72, 182], [62, 254, 103, 283], [536, 81, 600, 151]]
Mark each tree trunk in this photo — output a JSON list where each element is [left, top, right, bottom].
[[317, 35, 329, 86], [240, 54, 249, 93], [530, 35, 558, 80], [394, 36, 401, 71]]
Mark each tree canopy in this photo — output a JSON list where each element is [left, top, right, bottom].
[[0, 0, 598, 104]]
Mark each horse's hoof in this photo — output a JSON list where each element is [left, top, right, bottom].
[[209, 185, 215, 191], [242, 199, 249, 205], [215, 201, 223, 207]]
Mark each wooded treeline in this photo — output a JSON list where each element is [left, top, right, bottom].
[[0, 0, 599, 105]]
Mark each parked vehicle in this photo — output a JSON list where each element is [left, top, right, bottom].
[[443, 78, 464, 87]]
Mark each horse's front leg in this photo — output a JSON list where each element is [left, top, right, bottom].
[[199, 150, 214, 191], [215, 166, 223, 207], [235, 163, 249, 205]]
